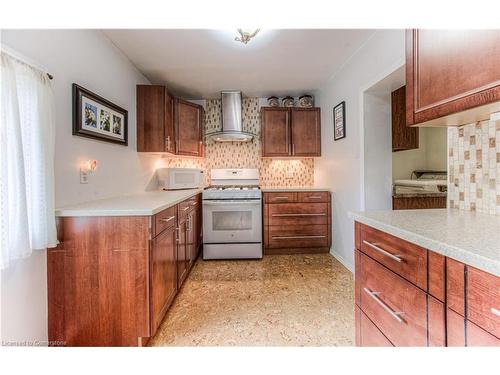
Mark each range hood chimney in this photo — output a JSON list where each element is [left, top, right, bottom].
[[207, 91, 254, 143]]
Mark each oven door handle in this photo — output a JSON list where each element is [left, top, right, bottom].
[[203, 200, 261, 206]]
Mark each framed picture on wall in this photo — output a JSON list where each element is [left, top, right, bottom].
[[72, 83, 128, 146], [333, 101, 346, 141]]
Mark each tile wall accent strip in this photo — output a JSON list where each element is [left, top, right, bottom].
[[448, 117, 500, 215]]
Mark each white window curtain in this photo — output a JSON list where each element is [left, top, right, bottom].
[[0, 51, 57, 269]]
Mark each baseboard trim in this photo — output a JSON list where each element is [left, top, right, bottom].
[[329, 249, 354, 274]]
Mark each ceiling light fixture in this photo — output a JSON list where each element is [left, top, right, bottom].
[[235, 29, 260, 45]]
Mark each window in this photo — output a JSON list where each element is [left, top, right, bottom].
[[0, 51, 57, 269]]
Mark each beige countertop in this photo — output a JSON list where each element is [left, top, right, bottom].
[[260, 186, 331, 192], [349, 209, 500, 276], [55, 189, 202, 217]]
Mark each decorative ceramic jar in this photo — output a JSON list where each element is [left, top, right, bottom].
[[267, 96, 279, 107], [282, 96, 295, 107], [298, 95, 314, 108]]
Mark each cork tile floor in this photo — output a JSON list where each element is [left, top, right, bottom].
[[149, 253, 355, 346]]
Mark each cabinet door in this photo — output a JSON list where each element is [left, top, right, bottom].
[[175, 99, 203, 156], [137, 85, 168, 152], [290, 108, 321, 156], [186, 213, 196, 268], [192, 206, 200, 260], [406, 30, 500, 126], [261, 108, 290, 157], [391, 86, 418, 151], [150, 226, 177, 334], [177, 218, 189, 287]]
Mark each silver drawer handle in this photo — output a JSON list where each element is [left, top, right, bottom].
[[491, 307, 500, 317], [363, 287, 404, 323], [183, 206, 190, 211], [308, 196, 323, 199], [274, 196, 290, 200], [160, 216, 175, 223], [362, 240, 402, 263], [272, 213, 326, 217], [272, 235, 326, 240]]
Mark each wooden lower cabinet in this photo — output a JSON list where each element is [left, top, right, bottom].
[[263, 191, 331, 254], [354, 221, 499, 347], [150, 225, 177, 334], [48, 194, 202, 346], [47, 216, 151, 346], [392, 195, 446, 210], [177, 215, 189, 287]]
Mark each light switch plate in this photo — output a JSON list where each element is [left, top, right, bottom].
[[491, 111, 500, 122], [80, 169, 89, 184]]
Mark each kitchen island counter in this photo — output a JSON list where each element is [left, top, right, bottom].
[[350, 208, 500, 276]]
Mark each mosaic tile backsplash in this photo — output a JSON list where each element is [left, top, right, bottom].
[[448, 118, 500, 215], [158, 98, 314, 187]]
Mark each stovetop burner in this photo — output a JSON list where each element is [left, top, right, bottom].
[[203, 168, 261, 200], [205, 185, 260, 191]]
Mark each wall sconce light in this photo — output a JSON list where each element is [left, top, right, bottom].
[[234, 29, 261, 45], [80, 159, 97, 184]]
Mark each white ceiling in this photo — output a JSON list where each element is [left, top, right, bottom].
[[102, 29, 376, 99]]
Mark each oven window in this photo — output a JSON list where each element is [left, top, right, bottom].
[[212, 211, 252, 231]]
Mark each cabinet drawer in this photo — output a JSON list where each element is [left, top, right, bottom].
[[153, 206, 177, 237], [268, 203, 328, 226], [360, 224, 427, 290], [359, 307, 393, 347], [178, 196, 197, 219], [428, 296, 446, 347], [360, 253, 427, 346], [446, 258, 465, 315], [268, 225, 328, 248], [297, 191, 329, 203], [265, 192, 297, 203], [467, 319, 500, 346], [467, 266, 500, 338], [447, 308, 465, 346]]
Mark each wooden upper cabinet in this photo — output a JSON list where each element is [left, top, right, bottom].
[[261, 107, 290, 156], [174, 98, 203, 156], [406, 30, 500, 126], [137, 85, 172, 152], [392, 86, 418, 151], [136, 85, 203, 156], [291, 108, 321, 156], [261, 107, 321, 157]]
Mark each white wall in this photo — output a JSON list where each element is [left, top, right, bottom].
[[314, 30, 405, 272], [1, 30, 150, 344], [363, 92, 393, 210]]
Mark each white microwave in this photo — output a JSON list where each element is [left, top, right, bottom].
[[157, 168, 204, 190]]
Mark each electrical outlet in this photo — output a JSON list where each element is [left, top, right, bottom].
[[286, 170, 294, 179], [80, 169, 89, 184]]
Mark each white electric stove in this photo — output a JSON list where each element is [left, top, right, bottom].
[[202, 169, 262, 260]]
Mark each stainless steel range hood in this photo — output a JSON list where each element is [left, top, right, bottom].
[[206, 91, 254, 143]]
